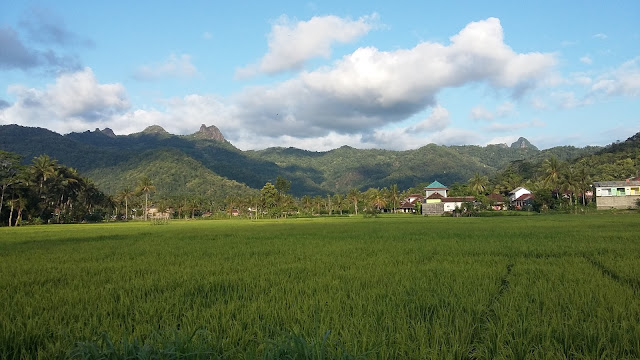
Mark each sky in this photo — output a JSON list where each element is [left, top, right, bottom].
[[1, 1, 639, 151]]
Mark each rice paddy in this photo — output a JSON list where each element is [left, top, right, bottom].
[[1, 214, 640, 359]]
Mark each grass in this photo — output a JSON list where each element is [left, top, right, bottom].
[[1, 214, 640, 359]]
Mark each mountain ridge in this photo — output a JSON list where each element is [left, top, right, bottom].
[[0, 124, 605, 197]]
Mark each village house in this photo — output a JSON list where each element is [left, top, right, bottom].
[[487, 193, 507, 210], [509, 187, 534, 209], [594, 179, 640, 209], [398, 194, 425, 213], [422, 181, 475, 215]]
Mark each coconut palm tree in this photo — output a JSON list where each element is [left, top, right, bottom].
[[136, 177, 156, 221], [542, 155, 562, 190], [348, 188, 360, 215], [368, 188, 387, 212], [31, 155, 58, 196], [388, 184, 400, 213], [333, 193, 345, 215], [117, 186, 135, 220], [575, 165, 592, 206], [301, 195, 312, 215], [468, 173, 489, 195]]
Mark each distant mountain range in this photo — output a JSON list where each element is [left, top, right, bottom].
[[0, 124, 603, 197]]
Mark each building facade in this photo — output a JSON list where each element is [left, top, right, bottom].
[[594, 180, 640, 209]]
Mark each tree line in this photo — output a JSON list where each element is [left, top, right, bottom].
[[1, 151, 111, 226], [3, 147, 638, 225]]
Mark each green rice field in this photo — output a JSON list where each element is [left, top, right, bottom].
[[1, 214, 640, 359]]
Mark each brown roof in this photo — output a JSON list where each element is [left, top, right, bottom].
[[442, 196, 475, 202], [515, 194, 534, 201], [399, 201, 414, 209], [488, 193, 505, 202], [427, 193, 444, 199]]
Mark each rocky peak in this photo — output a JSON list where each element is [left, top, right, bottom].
[[510, 137, 538, 151], [100, 128, 117, 138], [194, 124, 225, 141]]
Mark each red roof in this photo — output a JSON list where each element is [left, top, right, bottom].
[[488, 193, 505, 202]]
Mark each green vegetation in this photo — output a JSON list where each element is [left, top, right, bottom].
[[1, 215, 640, 358], [0, 124, 603, 198], [0, 152, 111, 226]]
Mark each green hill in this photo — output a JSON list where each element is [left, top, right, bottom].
[[0, 124, 605, 197], [85, 148, 256, 199]]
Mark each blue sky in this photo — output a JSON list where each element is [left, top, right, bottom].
[[1, 1, 639, 151]]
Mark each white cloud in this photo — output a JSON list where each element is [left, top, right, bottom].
[[242, 17, 555, 136], [0, 67, 129, 132], [551, 91, 593, 109], [368, 126, 481, 150], [202, 32, 212, 40], [424, 128, 482, 146], [408, 105, 450, 132], [237, 13, 378, 77], [1, 18, 559, 151], [110, 94, 237, 135], [486, 135, 518, 146], [133, 54, 198, 81], [580, 55, 592, 65], [496, 101, 515, 117], [590, 57, 640, 97], [470, 105, 494, 121], [486, 119, 545, 132], [572, 74, 592, 86], [593, 33, 608, 40], [470, 101, 515, 121], [530, 97, 547, 110]]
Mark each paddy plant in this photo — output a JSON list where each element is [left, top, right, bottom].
[[1, 214, 639, 358]]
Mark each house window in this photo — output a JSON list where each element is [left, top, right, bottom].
[[617, 188, 626, 196], [602, 188, 611, 196], [631, 187, 639, 195]]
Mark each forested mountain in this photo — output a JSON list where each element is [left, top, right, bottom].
[[574, 132, 640, 181], [0, 124, 604, 197], [485, 130, 640, 209]]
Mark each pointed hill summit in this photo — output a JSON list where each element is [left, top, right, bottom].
[[192, 124, 226, 142], [510, 137, 538, 151]]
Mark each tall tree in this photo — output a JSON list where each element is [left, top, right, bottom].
[[136, 177, 156, 221], [333, 193, 345, 215], [0, 151, 22, 217], [388, 184, 400, 213], [301, 195, 312, 215], [348, 188, 360, 215], [260, 182, 278, 218], [542, 155, 563, 190], [575, 165, 592, 206], [225, 195, 237, 218], [368, 188, 387, 212], [274, 176, 291, 195], [31, 155, 58, 196], [117, 187, 135, 220], [468, 173, 489, 195]]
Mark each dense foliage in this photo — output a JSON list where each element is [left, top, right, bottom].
[[0, 124, 601, 197], [2, 215, 640, 358], [0, 152, 112, 225], [2, 124, 639, 219]]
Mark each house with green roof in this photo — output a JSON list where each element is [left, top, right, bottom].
[[422, 180, 475, 215], [425, 180, 448, 199]]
